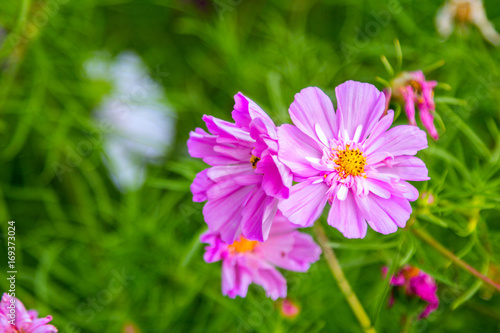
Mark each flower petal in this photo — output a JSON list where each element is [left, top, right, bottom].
[[400, 86, 417, 125], [206, 163, 255, 184], [188, 128, 251, 166], [256, 154, 292, 200], [260, 227, 321, 272], [288, 87, 338, 143], [241, 191, 278, 242], [335, 81, 386, 141], [232, 92, 275, 133], [191, 169, 214, 202], [364, 178, 392, 199], [222, 257, 253, 298], [253, 264, 287, 300], [365, 125, 428, 157], [200, 231, 225, 263], [278, 178, 329, 227], [435, 2, 455, 38], [203, 182, 254, 243], [418, 104, 439, 140], [365, 110, 394, 146], [355, 195, 399, 235], [277, 124, 323, 178], [375, 155, 430, 181], [328, 190, 367, 238], [359, 194, 412, 231]]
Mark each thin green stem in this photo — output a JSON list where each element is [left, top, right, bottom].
[[401, 314, 414, 333], [314, 224, 377, 333], [412, 227, 500, 293]]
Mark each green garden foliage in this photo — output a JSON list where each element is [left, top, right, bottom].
[[0, 0, 499, 331]]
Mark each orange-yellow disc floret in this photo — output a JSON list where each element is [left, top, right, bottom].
[[333, 144, 367, 179]]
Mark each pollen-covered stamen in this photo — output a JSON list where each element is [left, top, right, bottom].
[[402, 266, 420, 279], [456, 2, 471, 23], [228, 236, 259, 253], [250, 155, 260, 169], [410, 80, 422, 92], [333, 144, 367, 179], [410, 80, 425, 104]]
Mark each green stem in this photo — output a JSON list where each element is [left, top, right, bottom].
[[401, 314, 414, 333], [412, 228, 500, 292], [314, 224, 377, 333]]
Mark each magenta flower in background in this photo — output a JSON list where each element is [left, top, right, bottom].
[[391, 71, 439, 140], [277, 81, 429, 238], [280, 298, 300, 319], [383, 266, 439, 319], [0, 293, 58, 333], [201, 213, 321, 300], [188, 93, 292, 243]]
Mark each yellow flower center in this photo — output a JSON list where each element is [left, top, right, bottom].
[[228, 236, 259, 253], [456, 2, 471, 23], [250, 155, 260, 169], [410, 80, 422, 93], [334, 145, 366, 179]]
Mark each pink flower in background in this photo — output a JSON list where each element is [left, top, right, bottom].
[[280, 298, 300, 319], [436, 0, 500, 47], [188, 93, 292, 243], [391, 71, 439, 140], [383, 266, 439, 319], [201, 213, 321, 300], [277, 81, 429, 238], [0, 293, 58, 333]]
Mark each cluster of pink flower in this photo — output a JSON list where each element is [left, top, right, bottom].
[[0, 293, 58, 332], [389, 71, 439, 140], [188, 79, 439, 315]]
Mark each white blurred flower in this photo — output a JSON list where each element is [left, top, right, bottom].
[[436, 0, 500, 46], [85, 51, 175, 192]]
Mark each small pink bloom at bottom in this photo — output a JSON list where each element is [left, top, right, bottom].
[[0, 293, 58, 333], [280, 298, 300, 319], [201, 213, 321, 300]]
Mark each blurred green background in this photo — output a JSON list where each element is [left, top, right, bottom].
[[1, 0, 500, 332]]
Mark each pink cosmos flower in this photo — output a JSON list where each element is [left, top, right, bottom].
[[391, 71, 439, 140], [201, 213, 321, 300], [0, 293, 58, 333], [277, 81, 429, 238], [383, 266, 439, 319], [188, 93, 292, 243]]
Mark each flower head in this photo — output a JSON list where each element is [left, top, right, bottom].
[[188, 93, 292, 243], [280, 298, 300, 319], [0, 293, 58, 333], [391, 71, 439, 140], [383, 266, 439, 319], [201, 213, 321, 300], [436, 0, 500, 46], [278, 81, 429, 238]]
